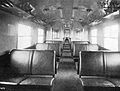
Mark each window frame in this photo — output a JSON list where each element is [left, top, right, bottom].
[[103, 24, 119, 51], [38, 28, 44, 43], [17, 24, 32, 49], [90, 28, 97, 44]]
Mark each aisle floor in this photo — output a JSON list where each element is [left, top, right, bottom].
[[52, 58, 83, 91]]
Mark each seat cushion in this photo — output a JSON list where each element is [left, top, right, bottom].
[[19, 77, 54, 86], [0, 76, 27, 85], [107, 78, 120, 87], [80, 77, 115, 87]]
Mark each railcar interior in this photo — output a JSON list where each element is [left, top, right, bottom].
[[0, 0, 120, 91]]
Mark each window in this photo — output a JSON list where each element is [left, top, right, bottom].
[[38, 28, 44, 43], [104, 24, 118, 51], [18, 24, 31, 48], [64, 29, 70, 37], [53, 30, 59, 39], [90, 29, 97, 44], [76, 31, 80, 39]]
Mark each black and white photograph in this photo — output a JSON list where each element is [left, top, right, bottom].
[[0, 0, 119, 91]]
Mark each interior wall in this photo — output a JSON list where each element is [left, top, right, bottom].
[[46, 26, 63, 41], [88, 18, 120, 51], [70, 27, 88, 41], [0, 10, 18, 52], [46, 25, 89, 41], [88, 24, 105, 46], [19, 20, 44, 45], [83, 26, 89, 41], [117, 18, 120, 51], [88, 24, 104, 46], [31, 26, 38, 45], [46, 26, 54, 40], [0, 10, 44, 52], [97, 25, 104, 47]]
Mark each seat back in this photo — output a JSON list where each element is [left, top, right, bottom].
[[36, 43, 48, 50], [104, 52, 120, 77], [79, 51, 104, 77], [74, 44, 99, 57], [46, 40, 62, 44], [32, 50, 55, 76], [10, 49, 33, 75], [73, 44, 87, 56], [36, 43, 60, 57], [52, 41, 62, 44], [87, 44, 99, 51], [72, 41, 89, 44], [48, 43, 60, 56]]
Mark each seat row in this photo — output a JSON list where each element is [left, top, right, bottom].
[[35, 43, 103, 57], [36, 43, 60, 56], [79, 51, 120, 91], [45, 40, 62, 44], [45, 40, 90, 44], [0, 49, 56, 91], [73, 44, 99, 61]]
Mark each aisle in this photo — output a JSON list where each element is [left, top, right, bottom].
[[52, 58, 83, 91]]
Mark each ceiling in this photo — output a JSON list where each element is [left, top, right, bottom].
[[0, 0, 120, 30]]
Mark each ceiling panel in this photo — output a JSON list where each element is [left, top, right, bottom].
[[1, 0, 119, 28]]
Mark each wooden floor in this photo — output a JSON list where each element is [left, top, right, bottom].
[[52, 58, 83, 91]]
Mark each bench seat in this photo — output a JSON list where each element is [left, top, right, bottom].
[[80, 77, 115, 87], [0, 76, 27, 85], [19, 77, 54, 86], [107, 78, 120, 87], [0, 49, 55, 91], [79, 51, 120, 91]]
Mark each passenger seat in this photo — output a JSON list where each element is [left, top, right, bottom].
[[0, 49, 55, 91]]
